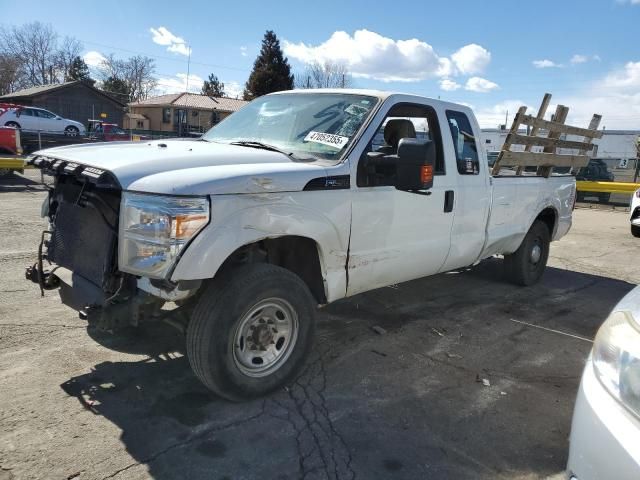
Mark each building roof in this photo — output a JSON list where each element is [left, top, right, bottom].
[[125, 112, 147, 119], [0, 80, 126, 106], [130, 92, 248, 112]]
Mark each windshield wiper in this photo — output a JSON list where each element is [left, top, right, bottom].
[[230, 140, 309, 161]]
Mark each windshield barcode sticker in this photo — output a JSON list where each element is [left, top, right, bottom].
[[304, 131, 349, 149]]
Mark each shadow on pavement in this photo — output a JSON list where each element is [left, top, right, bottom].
[[61, 260, 636, 479], [0, 172, 47, 192]]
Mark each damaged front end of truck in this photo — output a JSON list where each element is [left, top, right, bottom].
[[24, 155, 200, 331]]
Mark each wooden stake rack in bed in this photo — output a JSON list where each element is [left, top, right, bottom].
[[490, 93, 603, 177]]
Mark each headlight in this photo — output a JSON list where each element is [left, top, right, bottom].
[[119, 192, 209, 278], [593, 310, 640, 418]]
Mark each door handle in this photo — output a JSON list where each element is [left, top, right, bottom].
[[444, 190, 454, 212]]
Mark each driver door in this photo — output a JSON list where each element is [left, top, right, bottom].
[[347, 102, 455, 296]]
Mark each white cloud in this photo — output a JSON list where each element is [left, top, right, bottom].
[[570, 54, 588, 64], [149, 26, 191, 56], [532, 59, 562, 68], [603, 61, 640, 90], [283, 29, 490, 82], [465, 77, 499, 93], [240, 46, 248, 57], [155, 73, 203, 94], [451, 44, 491, 75], [83, 50, 106, 67], [475, 100, 531, 128], [223, 81, 243, 99], [439, 79, 461, 91]]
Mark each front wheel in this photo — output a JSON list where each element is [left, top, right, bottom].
[[504, 220, 551, 286], [186, 264, 316, 401], [632, 225, 640, 238]]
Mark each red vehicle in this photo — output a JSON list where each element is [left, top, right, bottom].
[[0, 126, 22, 155], [89, 120, 149, 142]]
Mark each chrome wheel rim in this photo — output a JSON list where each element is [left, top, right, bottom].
[[232, 297, 299, 378], [65, 128, 78, 136], [530, 243, 542, 264]]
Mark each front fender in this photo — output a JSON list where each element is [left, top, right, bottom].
[[171, 191, 351, 303]]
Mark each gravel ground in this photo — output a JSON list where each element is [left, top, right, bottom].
[[0, 170, 637, 480]]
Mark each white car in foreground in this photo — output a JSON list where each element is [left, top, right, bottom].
[[631, 188, 640, 237], [567, 285, 640, 480], [3, 106, 85, 136]]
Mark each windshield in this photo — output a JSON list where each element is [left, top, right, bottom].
[[202, 93, 379, 161]]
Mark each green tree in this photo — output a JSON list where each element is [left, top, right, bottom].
[[243, 30, 293, 100], [202, 73, 225, 97], [101, 76, 130, 103], [66, 56, 94, 84]]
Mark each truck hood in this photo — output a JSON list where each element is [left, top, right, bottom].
[[38, 139, 330, 195]]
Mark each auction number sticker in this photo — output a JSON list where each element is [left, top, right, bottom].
[[304, 131, 349, 149]]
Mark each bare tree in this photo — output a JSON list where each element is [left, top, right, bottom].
[[295, 61, 352, 89], [0, 22, 59, 86], [98, 54, 156, 102], [55, 36, 83, 82], [0, 53, 27, 95]]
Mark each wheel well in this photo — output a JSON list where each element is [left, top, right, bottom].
[[217, 236, 326, 304], [536, 208, 556, 237]]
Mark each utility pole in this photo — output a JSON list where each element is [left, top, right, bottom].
[[185, 44, 191, 92]]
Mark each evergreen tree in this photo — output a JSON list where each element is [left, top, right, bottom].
[[202, 73, 225, 97], [101, 76, 131, 103], [66, 56, 94, 84], [243, 30, 293, 100]]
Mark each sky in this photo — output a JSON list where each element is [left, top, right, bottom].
[[2, 0, 640, 129]]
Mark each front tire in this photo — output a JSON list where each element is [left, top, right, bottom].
[[504, 220, 551, 286], [186, 264, 316, 401], [632, 225, 640, 238]]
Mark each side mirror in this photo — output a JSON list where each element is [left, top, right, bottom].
[[395, 138, 435, 192]]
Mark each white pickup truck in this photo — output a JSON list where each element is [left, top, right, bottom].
[[26, 89, 576, 400]]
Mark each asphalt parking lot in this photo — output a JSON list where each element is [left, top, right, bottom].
[[0, 171, 638, 480]]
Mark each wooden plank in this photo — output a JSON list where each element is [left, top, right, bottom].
[[501, 151, 590, 168], [538, 105, 569, 177], [520, 115, 603, 138], [516, 93, 551, 175], [572, 114, 602, 174], [491, 105, 527, 175], [508, 133, 595, 151]]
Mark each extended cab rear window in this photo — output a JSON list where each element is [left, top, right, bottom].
[[446, 110, 480, 175]]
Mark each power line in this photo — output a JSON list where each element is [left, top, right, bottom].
[[80, 39, 249, 73]]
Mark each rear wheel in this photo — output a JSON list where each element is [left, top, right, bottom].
[[504, 220, 551, 286], [64, 126, 79, 136], [186, 264, 316, 401], [4, 121, 20, 129], [632, 225, 640, 238]]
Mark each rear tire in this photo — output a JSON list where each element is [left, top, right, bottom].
[[504, 220, 551, 286], [186, 264, 316, 401], [64, 126, 79, 136], [632, 225, 640, 238]]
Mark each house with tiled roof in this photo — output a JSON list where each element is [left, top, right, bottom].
[[128, 92, 248, 134]]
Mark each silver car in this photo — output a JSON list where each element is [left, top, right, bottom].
[[567, 285, 640, 479], [3, 106, 86, 136]]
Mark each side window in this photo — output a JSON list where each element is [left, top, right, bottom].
[[357, 103, 444, 187], [446, 110, 479, 175], [38, 110, 56, 119], [22, 109, 34, 117]]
